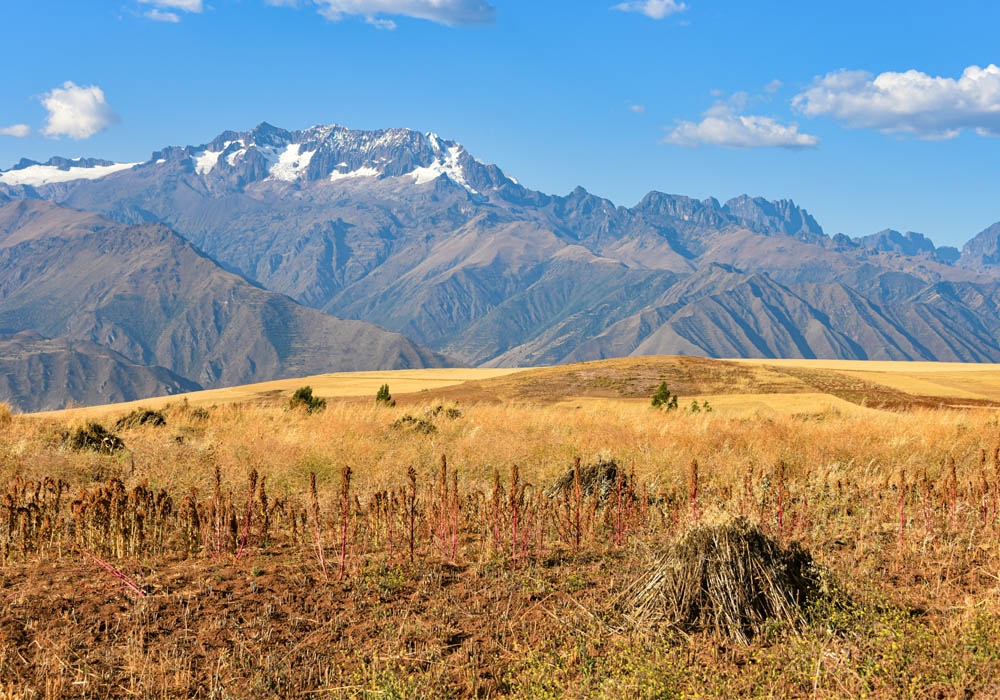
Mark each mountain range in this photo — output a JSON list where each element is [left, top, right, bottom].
[[2, 121, 1000, 410]]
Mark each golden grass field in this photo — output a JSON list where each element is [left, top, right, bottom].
[[37, 355, 1000, 422], [3, 355, 1000, 698]]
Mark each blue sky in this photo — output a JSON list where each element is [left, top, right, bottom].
[[2, 0, 999, 247]]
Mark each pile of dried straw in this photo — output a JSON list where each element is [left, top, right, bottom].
[[622, 518, 823, 644]]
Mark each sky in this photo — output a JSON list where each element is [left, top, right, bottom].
[[1, 0, 999, 247]]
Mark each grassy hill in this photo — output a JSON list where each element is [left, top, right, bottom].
[[3, 356, 1000, 697]]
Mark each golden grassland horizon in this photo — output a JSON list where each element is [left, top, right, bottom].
[[1, 355, 999, 697], [28, 354, 1000, 421]]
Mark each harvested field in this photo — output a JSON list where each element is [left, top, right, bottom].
[[3, 356, 1000, 698]]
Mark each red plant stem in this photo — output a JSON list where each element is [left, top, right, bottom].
[[387, 491, 394, 560], [572, 459, 582, 552], [450, 469, 459, 561], [339, 466, 352, 580], [235, 470, 258, 560], [779, 462, 787, 539], [310, 473, 328, 581], [688, 459, 699, 524], [614, 470, 623, 547], [898, 470, 906, 548], [83, 550, 146, 597], [407, 466, 417, 564], [510, 465, 520, 563]]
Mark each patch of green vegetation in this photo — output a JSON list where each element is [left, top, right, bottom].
[[375, 383, 396, 407], [289, 386, 326, 413], [651, 382, 678, 410]]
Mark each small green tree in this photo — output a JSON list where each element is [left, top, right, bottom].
[[690, 400, 701, 413], [702, 400, 713, 413], [375, 383, 395, 407], [290, 386, 326, 413], [652, 382, 678, 410]]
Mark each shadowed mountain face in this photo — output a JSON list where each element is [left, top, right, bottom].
[[2, 121, 1000, 375], [0, 331, 200, 412], [0, 198, 450, 411]]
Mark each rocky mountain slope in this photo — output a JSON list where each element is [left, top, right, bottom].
[[0, 331, 199, 412], [3, 122, 1000, 376], [0, 198, 449, 410]]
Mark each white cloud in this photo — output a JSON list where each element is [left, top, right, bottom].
[[39, 82, 121, 140], [138, 0, 203, 11], [366, 15, 397, 29], [628, 104, 646, 114], [664, 98, 819, 149], [0, 124, 31, 138], [763, 79, 783, 94], [612, 0, 687, 19], [146, 9, 181, 21], [792, 64, 1000, 140], [309, 0, 495, 26]]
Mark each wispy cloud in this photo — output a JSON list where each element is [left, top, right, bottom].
[[138, 0, 203, 11], [793, 64, 1000, 140], [0, 124, 31, 138], [137, 0, 202, 22], [40, 82, 121, 140], [611, 0, 687, 20], [628, 104, 646, 114], [664, 93, 818, 149], [145, 8, 181, 22], [279, 0, 495, 27]]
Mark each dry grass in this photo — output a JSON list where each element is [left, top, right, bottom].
[[1, 356, 1000, 697]]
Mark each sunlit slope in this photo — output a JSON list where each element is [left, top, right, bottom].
[[33, 356, 1000, 421], [33, 368, 522, 420]]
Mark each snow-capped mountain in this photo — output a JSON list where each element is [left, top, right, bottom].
[[0, 156, 140, 186], [0, 122, 516, 197], [4, 121, 1000, 375], [139, 122, 514, 195]]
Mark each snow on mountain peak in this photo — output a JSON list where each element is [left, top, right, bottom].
[[161, 122, 512, 194], [270, 143, 316, 182], [0, 159, 139, 186], [410, 142, 477, 193]]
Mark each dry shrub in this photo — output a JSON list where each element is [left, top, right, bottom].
[[67, 422, 126, 454], [623, 518, 824, 644], [391, 414, 437, 434], [113, 408, 166, 431], [0, 402, 11, 426]]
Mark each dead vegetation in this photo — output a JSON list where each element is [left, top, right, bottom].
[[2, 360, 1000, 697], [66, 421, 125, 453], [113, 407, 166, 430], [623, 518, 825, 644]]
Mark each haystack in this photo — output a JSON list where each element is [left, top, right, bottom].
[[546, 457, 626, 502], [622, 518, 823, 644]]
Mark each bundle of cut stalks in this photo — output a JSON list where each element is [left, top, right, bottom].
[[622, 518, 822, 644], [546, 457, 625, 502]]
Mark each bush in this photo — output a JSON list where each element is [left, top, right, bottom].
[[290, 386, 326, 414], [391, 414, 436, 434], [651, 382, 679, 410], [113, 407, 167, 431], [375, 384, 395, 407], [0, 402, 11, 426], [68, 422, 126, 454]]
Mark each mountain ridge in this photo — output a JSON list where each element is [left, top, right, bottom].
[[0, 197, 452, 411], [2, 121, 1000, 391]]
